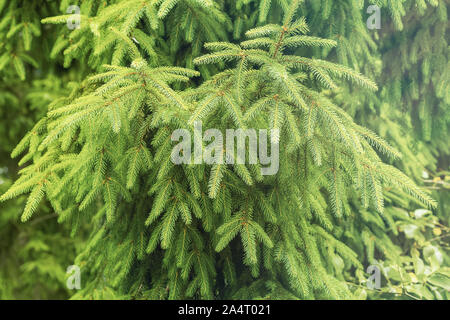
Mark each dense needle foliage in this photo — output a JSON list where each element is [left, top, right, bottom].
[[0, 0, 448, 300]]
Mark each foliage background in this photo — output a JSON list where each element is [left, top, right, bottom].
[[0, 0, 448, 299]]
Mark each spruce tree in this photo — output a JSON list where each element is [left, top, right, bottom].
[[0, 0, 448, 299]]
